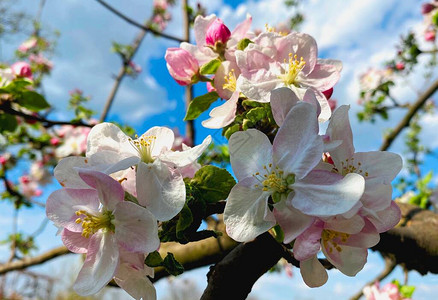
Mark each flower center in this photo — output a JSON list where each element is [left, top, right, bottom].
[[129, 135, 157, 163], [222, 69, 237, 92], [75, 210, 115, 238], [321, 229, 350, 253], [264, 24, 288, 36], [278, 53, 306, 86], [334, 157, 369, 177], [252, 164, 295, 202]]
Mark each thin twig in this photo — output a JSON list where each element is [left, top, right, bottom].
[[95, 0, 186, 43], [379, 78, 438, 151], [349, 256, 397, 300]]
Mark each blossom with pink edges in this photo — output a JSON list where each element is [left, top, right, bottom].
[[11, 62, 33, 79], [165, 48, 200, 86]]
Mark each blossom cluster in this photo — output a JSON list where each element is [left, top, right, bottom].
[[46, 123, 211, 298], [165, 14, 402, 288], [421, 1, 438, 42], [363, 281, 415, 300]]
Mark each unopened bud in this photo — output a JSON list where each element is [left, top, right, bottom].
[[165, 48, 199, 86], [205, 19, 231, 46]]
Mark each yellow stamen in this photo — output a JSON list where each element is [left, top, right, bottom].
[[75, 210, 115, 238], [222, 69, 237, 92], [321, 229, 350, 253], [129, 135, 157, 163], [278, 53, 306, 86]]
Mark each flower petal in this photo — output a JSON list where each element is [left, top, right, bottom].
[[365, 201, 401, 233], [77, 169, 124, 211], [229, 129, 273, 181], [293, 223, 323, 261], [61, 228, 90, 254], [114, 201, 160, 253], [160, 135, 211, 167], [292, 171, 364, 217], [202, 92, 239, 129], [322, 244, 367, 276], [114, 262, 156, 300], [300, 256, 328, 288], [46, 188, 99, 232], [273, 102, 323, 179], [273, 199, 314, 244], [270, 87, 299, 127], [142, 126, 175, 158], [354, 151, 403, 183], [73, 232, 119, 295], [136, 160, 186, 221], [224, 177, 275, 242], [302, 63, 340, 91], [341, 219, 380, 248]]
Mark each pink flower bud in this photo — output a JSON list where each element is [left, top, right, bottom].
[[205, 19, 231, 46], [0, 156, 7, 166], [165, 48, 199, 86], [422, 3, 436, 14], [50, 137, 60, 146], [11, 62, 33, 79], [425, 30, 436, 41], [395, 62, 405, 70], [328, 98, 337, 111], [20, 175, 30, 184], [206, 81, 216, 92], [18, 37, 38, 53], [322, 88, 333, 100]]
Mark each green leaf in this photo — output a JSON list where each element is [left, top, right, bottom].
[[145, 251, 164, 267], [400, 285, 416, 298], [16, 91, 50, 112], [0, 79, 32, 94], [200, 59, 221, 75], [432, 10, 438, 27], [246, 107, 267, 123], [190, 166, 236, 203], [223, 123, 240, 139], [237, 38, 253, 51], [176, 203, 193, 239], [184, 92, 218, 121], [0, 114, 18, 132], [162, 252, 184, 276]]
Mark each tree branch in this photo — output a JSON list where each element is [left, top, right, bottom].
[[0, 246, 70, 276], [0, 102, 93, 128], [95, 0, 186, 44], [379, 78, 438, 151]]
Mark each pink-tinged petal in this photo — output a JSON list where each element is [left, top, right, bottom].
[[214, 61, 240, 100], [322, 244, 367, 276], [293, 223, 323, 261], [88, 151, 140, 174], [353, 151, 403, 183], [300, 256, 328, 288], [273, 102, 323, 179], [114, 262, 156, 300], [86, 122, 137, 158], [194, 14, 217, 47], [292, 171, 364, 217], [324, 214, 365, 235], [73, 232, 119, 296], [54, 156, 92, 188], [224, 177, 275, 242], [317, 59, 343, 72], [78, 169, 124, 211], [180, 42, 217, 65], [325, 105, 355, 164], [361, 179, 393, 212], [365, 201, 401, 233], [303, 89, 322, 118], [312, 89, 331, 122], [276, 33, 318, 75], [231, 14, 252, 40], [143, 126, 175, 157], [202, 92, 239, 129], [236, 45, 274, 77], [136, 160, 186, 221], [273, 199, 314, 244], [301, 64, 340, 91], [342, 219, 380, 248], [61, 228, 90, 254], [160, 135, 211, 167], [46, 188, 99, 232], [270, 87, 299, 127], [229, 129, 273, 181], [236, 74, 281, 102], [114, 201, 160, 253]]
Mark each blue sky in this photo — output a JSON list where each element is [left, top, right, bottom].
[[1, 0, 438, 299]]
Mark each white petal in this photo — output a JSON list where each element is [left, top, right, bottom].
[[300, 256, 328, 288], [224, 177, 275, 242], [73, 232, 119, 296], [160, 135, 211, 167], [292, 171, 364, 217], [114, 263, 156, 300], [142, 126, 175, 157], [136, 160, 186, 221], [114, 201, 160, 253], [229, 129, 273, 181], [270, 87, 299, 127], [273, 102, 323, 179], [202, 93, 239, 129]]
